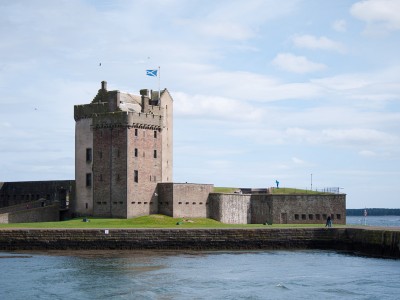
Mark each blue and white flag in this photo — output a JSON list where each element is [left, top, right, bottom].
[[146, 69, 158, 77]]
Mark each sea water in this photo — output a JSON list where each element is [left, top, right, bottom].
[[1, 249, 400, 300], [346, 215, 400, 227]]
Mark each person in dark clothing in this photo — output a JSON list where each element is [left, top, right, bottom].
[[325, 216, 332, 227]]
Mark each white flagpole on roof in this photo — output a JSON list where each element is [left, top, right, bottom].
[[158, 66, 161, 104]]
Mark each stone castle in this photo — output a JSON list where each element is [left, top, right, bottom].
[[0, 82, 346, 224]]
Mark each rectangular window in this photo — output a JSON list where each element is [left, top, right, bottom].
[[99, 174, 103, 181], [316, 214, 321, 220], [294, 214, 299, 220], [135, 128, 138, 136], [154, 130, 157, 138], [154, 150, 157, 158], [134, 170, 138, 183], [86, 148, 92, 162], [86, 173, 92, 187], [117, 149, 120, 158], [336, 214, 341, 220], [309, 214, 314, 220], [134, 148, 138, 157], [99, 151, 102, 159], [301, 214, 306, 220]]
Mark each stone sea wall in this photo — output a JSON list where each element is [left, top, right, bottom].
[[0, 227, 399, 258]]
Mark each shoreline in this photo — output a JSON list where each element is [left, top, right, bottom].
[[0, 227, 399, 259]]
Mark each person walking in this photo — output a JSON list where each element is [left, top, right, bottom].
[[325, 215, 332, 227]]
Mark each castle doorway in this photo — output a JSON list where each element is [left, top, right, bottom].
[[280, 213, 288, 224]]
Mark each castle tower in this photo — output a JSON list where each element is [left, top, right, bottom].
[[73, 81, 173, 218]]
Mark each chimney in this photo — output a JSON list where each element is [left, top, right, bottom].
[[101, 81, 107, 91]]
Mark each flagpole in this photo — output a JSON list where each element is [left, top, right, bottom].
[[158, 66, 161, 104]]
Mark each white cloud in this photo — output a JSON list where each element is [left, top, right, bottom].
[[332, 19, 347, 32], [358, 150, 377, 157], [182, 0, 299, 41], [292, 157, 306, 164], [292, 35, 346, 53], [272, 53, 326, 73], [351, 0, 400, 33], [173, 92, 264, 122]]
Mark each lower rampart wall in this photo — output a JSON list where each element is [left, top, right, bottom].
[[0, 204, 59, 224], [0, 227, 398, 258]]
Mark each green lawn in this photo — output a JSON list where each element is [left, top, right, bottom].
[[0, 214, 337, 229], [213, 186, 333, 195], [213, 187, 238, 193], [270, 187, 333, 195]]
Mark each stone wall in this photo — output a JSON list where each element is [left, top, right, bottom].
[[208, 193, 251, 224], [0, 203, 59, 224], [0, 180, 74, 210], [74, 118, 93, 216], [270, 194, 346, 225], [208, 193, 345, 225], [158, 183, 213, 218], [0, 227, 398, 258]]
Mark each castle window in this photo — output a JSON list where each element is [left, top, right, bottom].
[[192, 202, 196, 205], [86, 173, 92, 187], [309, 214, 314, 220], [99, 174, 103, 181], [119, 201, 123, 204], [301, 214, 306, 220], [322, 214, 327, 220], [134, 148, 138, 157], [85, 203, 88, 209], [131, 201, 135, 204], [99, 151, 103, 159], [144, 202, 148, 204], [134, 170, 138, 183], [135, 128, 138, 136], [117, 149, 120, 158], [86, 148, 92, 162], [117, 174, 120, 181], [336, 214, 341, 220], [154, 150, 157, 158], [186, 202, 189, 205], [154, 130, 157, 138], [295, 214, 299, 220], [316, 214, 321, 220], [138, 202, 142, 204], [178, 202, 182, 204], [199, 202, 203, 205]]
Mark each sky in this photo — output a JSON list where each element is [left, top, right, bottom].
[[0, 0, 399, 209]]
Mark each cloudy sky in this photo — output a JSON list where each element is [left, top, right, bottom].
[[1, 0, 399, 208]]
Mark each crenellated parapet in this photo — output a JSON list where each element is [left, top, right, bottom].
[[91, 110, 163, 130], [74, 102, 112, 121]]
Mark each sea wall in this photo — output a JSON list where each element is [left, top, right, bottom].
[[0, 227, 398, 258]]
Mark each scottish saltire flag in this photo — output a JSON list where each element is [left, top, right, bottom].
[[146, 69, 158, 77]]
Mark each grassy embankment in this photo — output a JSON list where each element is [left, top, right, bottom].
[[0, 215, 335, 229], [0, 187, 337, 229]]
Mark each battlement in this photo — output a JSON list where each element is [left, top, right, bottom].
[[91, 110, 163, 130]]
